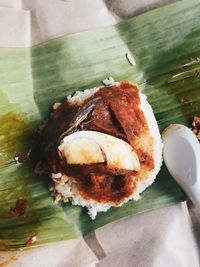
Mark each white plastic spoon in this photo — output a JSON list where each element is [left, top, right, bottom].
[[162, 124, 200, 209]]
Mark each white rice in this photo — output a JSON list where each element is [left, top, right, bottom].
[[54, 82, 163, 219], [67, 87, 99, 104]]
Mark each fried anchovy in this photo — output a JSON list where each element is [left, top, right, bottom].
[[58, 97, 101, 142]]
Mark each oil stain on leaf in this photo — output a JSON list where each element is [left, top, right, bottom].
[[0, 92, 35, 167]]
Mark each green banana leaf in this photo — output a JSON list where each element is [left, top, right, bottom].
[[0, 0, 200, 250]]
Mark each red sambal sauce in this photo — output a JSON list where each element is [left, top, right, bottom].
[[96, 81, 148, 146], [41, 81, 154, 204], [79, 172, 137, 204], [61, 163, 138, 204]]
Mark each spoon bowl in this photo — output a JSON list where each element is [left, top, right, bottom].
[[162, 124, 200, 209]]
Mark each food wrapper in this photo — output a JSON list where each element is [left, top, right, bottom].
[[0, 1, 199, 266]]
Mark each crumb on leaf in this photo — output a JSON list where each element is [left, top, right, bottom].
[[191, 116, 200, 141], [9, 198, 28, 217], [26, 234, 37, 246]]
